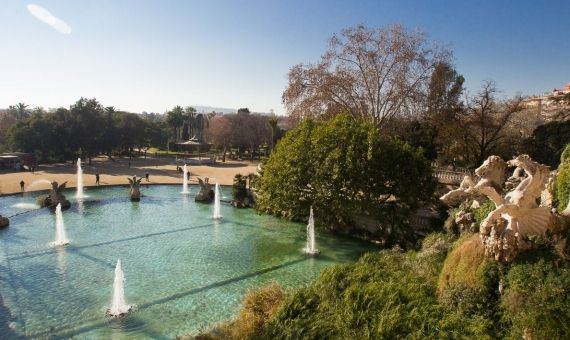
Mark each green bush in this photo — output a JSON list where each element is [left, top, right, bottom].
[[256, 114, 435, 242], [263, 251, 444, 339], [473, 199, 496, 226], [232, 174, 248, 202], [192, 282, 286, 340], [262, 234, 498, 339], [437, 234, 499, 295], [501, 256, 570, 339], [192, 232, 570, 339], [555, 145, 570, 212], [561, 143, 570, 163]]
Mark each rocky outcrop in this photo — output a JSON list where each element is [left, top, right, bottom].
[[195, 177, 214, 203], [37, 181, 71, 210]]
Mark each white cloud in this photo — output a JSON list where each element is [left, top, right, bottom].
[[27, 4, 72, 34]]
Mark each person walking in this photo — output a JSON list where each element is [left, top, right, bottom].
[[95, 173, 100, 185], [20, 180, 25, 192], [145, 173, 149, 182]]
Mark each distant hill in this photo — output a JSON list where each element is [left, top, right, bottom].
[[191, 105, 280, 116], [191, 105, 237, 114]]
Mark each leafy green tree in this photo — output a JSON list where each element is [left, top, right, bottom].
[[256, 114, 435, 242], [7, 110, 68, 161], [68, 98, 106, 163], [7, 98, 169, 162]]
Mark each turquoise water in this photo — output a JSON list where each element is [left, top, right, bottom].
[[0, 185, 376, 339]]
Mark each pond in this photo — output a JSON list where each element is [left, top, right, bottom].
[[0, 185, 376, 339]]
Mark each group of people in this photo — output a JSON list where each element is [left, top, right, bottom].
[[176, 166, 191, 180]]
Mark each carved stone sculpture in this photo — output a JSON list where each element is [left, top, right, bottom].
[[0, 215, 9, 229], [37, 181, 71, 210], [195, 177, 214, 203], [440, 156, 507, 206], [440, 154, 570, 262], [504, 166, 525, 191], [128, 176, 142, 201]]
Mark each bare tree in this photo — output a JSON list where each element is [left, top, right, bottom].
[[459, 81, 523, 165], [282, 24, 450, 128], [206, 115, 232, 161]]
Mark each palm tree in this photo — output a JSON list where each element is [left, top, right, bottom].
[[184, 106, 197, 138], [167, 106, 185, 141], [15, 102, 29, 120]]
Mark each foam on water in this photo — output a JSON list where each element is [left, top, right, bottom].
[[11, 202, 40, 209]]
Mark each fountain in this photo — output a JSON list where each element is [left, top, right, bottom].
[[107, 259, 132, 318], [37, 181, 71, 210], [51, 203, 70, 246], [195, 177, 214, 203], [128, 176, 142, 201], [213, 182, 222, 219], [76, 158, 84, 198], [304, 207, 320, 256], [181, 164, 190, 194]]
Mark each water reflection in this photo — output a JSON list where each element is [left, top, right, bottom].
[[76, 198, 85, 214], [56, 246, 67, 277]]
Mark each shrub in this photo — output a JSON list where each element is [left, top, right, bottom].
[[263, 251, 444, 339], [561, 143, 570, 163], [191, 232, 570, 339], [501, 256, 570, 339], [194, 282, 286, 340], [555, 147, 570, 212], [473, 199, 495, 226], [437, 234, 499, 295], [226, 282, 286, 339], [263, 234, 498, 339], [412, 232, 457, 285], [232, 174, 248, 202]]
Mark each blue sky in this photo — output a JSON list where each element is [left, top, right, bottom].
[[0, 0, 568, 114]]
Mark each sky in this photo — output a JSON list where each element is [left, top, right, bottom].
[[0, 0, 568, 115]]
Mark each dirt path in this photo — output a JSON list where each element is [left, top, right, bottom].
[[0, 156, 259, 195]]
